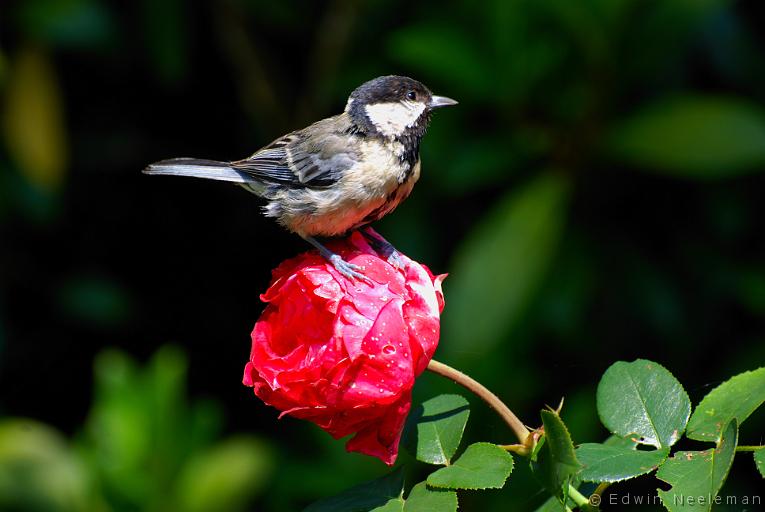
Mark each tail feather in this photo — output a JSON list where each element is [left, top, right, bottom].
[[143, 158, 250, 184]]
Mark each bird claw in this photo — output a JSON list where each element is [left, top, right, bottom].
[[329, 254, 373, 284], [386, 250, 404, 270], [361, 229, 404, 270]]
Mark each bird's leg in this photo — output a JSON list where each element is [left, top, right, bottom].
[[302, 235, 372, 283], [361, 227, 404, 269]]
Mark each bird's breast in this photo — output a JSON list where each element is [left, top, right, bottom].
[[269, 140, 421, 237]]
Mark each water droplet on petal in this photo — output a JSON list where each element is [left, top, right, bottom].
[[382, 344, 396, 355]]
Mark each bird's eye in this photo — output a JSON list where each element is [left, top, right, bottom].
[[406, 91, 417, 101]]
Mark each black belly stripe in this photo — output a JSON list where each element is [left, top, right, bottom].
[[397, 142, 420, 184]]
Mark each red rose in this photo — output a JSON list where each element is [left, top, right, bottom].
[[243, 230, 445, 465]]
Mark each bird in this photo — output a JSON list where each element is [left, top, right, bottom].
[[144, 75, 457, 280]]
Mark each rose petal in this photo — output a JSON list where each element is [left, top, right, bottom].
[[344, 392, 411, 466], [243, 234, 445, 465]]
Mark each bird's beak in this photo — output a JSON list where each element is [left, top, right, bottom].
[[429, 95, 458, 109]]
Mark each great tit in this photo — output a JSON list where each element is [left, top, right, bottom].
[[144, 75, 457, 280]]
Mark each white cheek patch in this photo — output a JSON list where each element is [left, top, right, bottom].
[[365, 101, 426, 137]]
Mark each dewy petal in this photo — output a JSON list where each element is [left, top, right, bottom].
[[243, 234, 446, 465], [344, 392, 412, 466]]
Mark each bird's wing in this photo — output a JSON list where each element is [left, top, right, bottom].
[[231, 120, 359, 188]]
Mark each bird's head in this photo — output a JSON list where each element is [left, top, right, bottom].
[[345, 75, 457, 139]]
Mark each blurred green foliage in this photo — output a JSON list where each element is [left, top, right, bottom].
[[1, 0, 765, 510], [0, 347, 274, 512]]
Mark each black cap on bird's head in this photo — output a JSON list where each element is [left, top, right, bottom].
[[345, 75, 457, 138]]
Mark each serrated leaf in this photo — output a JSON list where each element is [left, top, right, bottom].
[[657, 420, 738, 512], [607, 96, 765, 178], [576, 442, 669, 483], [402, 394, 469, 465], [533, 410, 581, 498], [603, 434, 638, 449], [754, 448, 765, 478], [597, 359, 690, 449], [303, 469, 405, 512], [402, 482, 457, 512], [443, 172, 569, 360], [686, 367, 765, 442], [427, 443, 514, 490]]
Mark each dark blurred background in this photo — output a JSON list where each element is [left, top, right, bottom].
[[1, 0, 764, 510]]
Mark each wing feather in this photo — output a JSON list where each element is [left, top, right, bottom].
[[231, 121, 358, 188]]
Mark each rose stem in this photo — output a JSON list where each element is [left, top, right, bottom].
[[593, 482, 611, 500], [736, 445, 764, 452], [568, 485, 596, 511], [426, 359, 530, 445]]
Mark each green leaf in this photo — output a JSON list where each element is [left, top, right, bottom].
[[686, 367, 765, 442], [603, 433, 638, 449], [427, 443, 514, 490], [576, 442, 669, 483], [754, 448, 765, 479], [304, 468, 405, 512], [403, 482, 457, 512], [533, 496, 568, 512], [442, 172, 569, 359], [85, 346, 222, 507], [532, 480, 586, 510], [607, 96, 765, 178], [87, 350, 154, 493], [597, 359, 690, 449], [0, 419, 92, 512], [533, 410, 581, 498], [371, 501, 405, 512], [657, 420, 738, 511], [402, 394, 470, 465], [174, 437, 274, 512]]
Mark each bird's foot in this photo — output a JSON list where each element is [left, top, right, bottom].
[[329, 253, 373, 283], [361, 228, 405, 270], [385, 250, 404, 270], [302, 235, 373, 284]]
